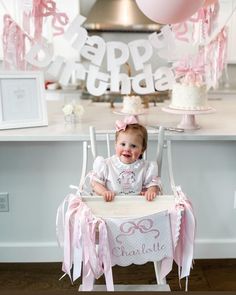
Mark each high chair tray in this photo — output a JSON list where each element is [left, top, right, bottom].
[[81, 195, 175, 218]]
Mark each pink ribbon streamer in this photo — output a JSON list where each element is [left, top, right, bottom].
[[32, 0, 69, 39], [172, 187, 196, 280], [190, 2, 219, 43], [22, 9, 31, 35], [171, 23, 189, 43], [2, 14, 30, 70], [98, 222, 114, 291], [159, 186, 196, 289], [173, 25, 227, 89], [204, 27, 228, 89], [115, 115, 138, 132], [56, 193, 114, 291], [172, 1, 219, 44], [2, 0, 68, 70]]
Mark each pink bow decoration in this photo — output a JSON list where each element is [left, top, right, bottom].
[[116, 219, 160, 244], [174, 55, 205, 86], [115, 116, 138, 132]]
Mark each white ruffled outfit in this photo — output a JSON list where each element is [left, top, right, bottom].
[[90, 155, 161, 195]]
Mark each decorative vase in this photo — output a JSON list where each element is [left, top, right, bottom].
[[64, 113, 81, 124]]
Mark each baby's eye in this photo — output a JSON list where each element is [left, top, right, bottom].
[[131, 144, 136, 148], [120, 142, 126, 146]]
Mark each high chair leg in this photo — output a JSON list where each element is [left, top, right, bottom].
[[153, 261, 167, 285]]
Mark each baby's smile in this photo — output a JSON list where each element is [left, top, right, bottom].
[[122, 153, 131, 158]]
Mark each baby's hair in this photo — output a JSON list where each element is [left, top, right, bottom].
[[115, 123, 148, 157]]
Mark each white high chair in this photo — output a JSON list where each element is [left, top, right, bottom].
[[77, 126, 178, 291], [57, 125, 195, 292]]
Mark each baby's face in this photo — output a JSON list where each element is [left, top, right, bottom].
[[115, 130, 143, 164]]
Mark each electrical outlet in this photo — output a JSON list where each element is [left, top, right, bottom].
[[0, 193, 9, 212]]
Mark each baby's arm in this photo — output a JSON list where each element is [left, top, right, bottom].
[[142, 161, 162, 201], [91, 180, 115, 202], [141, 185, 160, 201]]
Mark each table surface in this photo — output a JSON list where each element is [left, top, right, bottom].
[[1, 96, 236, 141]]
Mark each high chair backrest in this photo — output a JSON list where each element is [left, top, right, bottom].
[[79, 126, 166, 190]]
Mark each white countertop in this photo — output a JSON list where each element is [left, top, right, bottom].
[[1, 97, 236, 141], [46, 87, 236, 96]]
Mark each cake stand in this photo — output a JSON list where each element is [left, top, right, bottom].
[[162, 106, 215, 130]]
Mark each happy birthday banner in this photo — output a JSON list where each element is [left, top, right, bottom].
[[1, 0, 236, 96], [24, 14, 178, 96]]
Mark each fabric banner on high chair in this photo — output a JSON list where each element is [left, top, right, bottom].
[[105, 211, 173, 267], [56, 188, 195, 291]]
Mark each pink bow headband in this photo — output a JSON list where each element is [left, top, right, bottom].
[[115, 116, 138, 132]]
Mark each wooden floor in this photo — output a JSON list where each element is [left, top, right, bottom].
[[0, 259, 236, 292]]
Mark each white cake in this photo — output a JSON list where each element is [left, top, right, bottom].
[[170, 83, 208, 110], [122, 96, 143, 114]]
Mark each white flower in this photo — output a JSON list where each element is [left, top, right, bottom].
[[62, 104, 74, 116], [74, 104, 85, 116], [62, 103, 85, 117]]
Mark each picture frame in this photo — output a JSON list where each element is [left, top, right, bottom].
[[0, 71, 48, 130]]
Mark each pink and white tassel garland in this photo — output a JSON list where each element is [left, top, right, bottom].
[[172, 0, 219, 44], [204, 27, 228, 89], [2, 14, 30, 70], [32, 0, 69, 41], [2, 0, 68, 70]]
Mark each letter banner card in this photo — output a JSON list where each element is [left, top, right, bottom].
[[105, 210, 173, 266]]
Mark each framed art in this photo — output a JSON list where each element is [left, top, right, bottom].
[[0, 71, 48, 130]]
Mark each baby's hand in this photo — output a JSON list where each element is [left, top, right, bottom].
[[103, 190, 115, 202], [144, 190, 157, 201], [143, 186, 160, 201]]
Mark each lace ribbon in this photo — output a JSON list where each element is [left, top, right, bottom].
[[172, 186, 196, 285]]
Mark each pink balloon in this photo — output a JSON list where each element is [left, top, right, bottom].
[[203, 0, 217, 7], [135, 0, 205, 24]]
